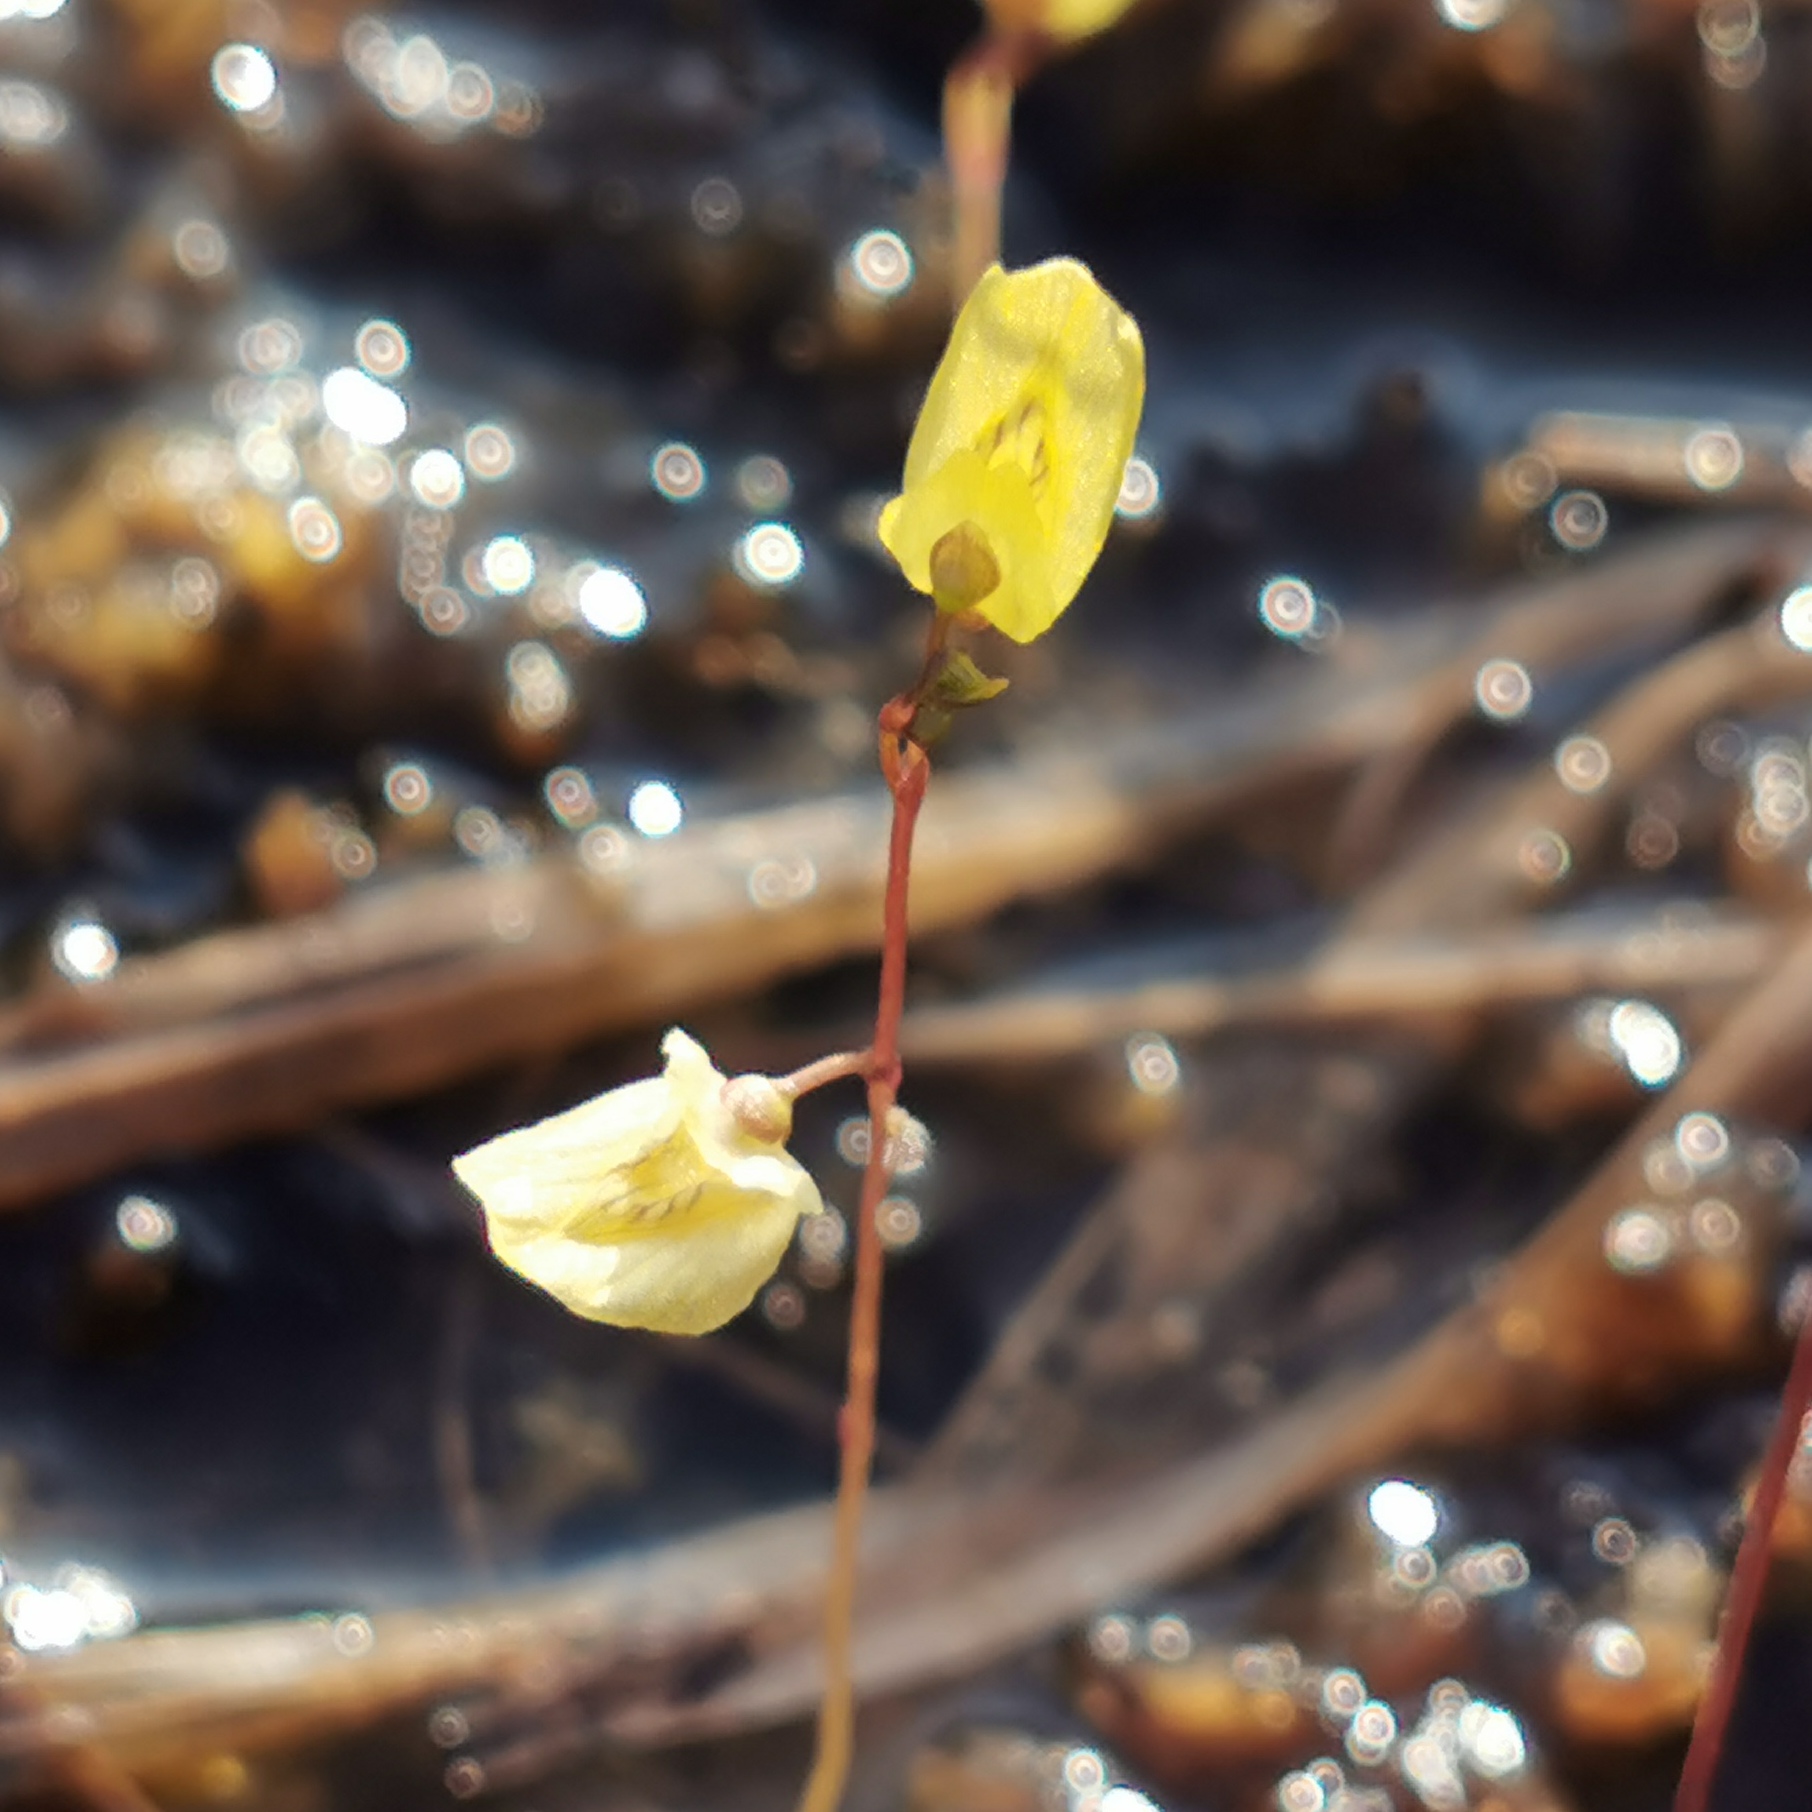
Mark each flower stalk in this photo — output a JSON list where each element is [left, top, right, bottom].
[[797, 709, 930, 1812]]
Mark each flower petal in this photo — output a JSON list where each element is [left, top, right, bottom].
[[882, 257, 1143, 641], [489, 1162, 821, 1334], [453, 1025, 821, 1334], [877, 447, 1055, 641], [452, 1073, 678, 1240]]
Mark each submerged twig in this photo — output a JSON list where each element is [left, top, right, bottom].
[[19, 913, 1812, 1780], [0, 519, 1784, 1208], [895, 903, 1782, 1067]]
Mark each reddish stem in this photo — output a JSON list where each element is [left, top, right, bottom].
[[796, 728, 930, 1812], [1676, 1308, 1812, 1812], [778, 1050, 871, 1101]]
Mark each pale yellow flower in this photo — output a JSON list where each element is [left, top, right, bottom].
[[452, 1029, 822, 1336], [983, 0, 1141, 45], [877, 257, 1144, 643]]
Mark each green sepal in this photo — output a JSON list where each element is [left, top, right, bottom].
[[925, 649, 1010, 712]]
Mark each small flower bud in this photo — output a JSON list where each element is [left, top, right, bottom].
[[722, 1073, 795, 1146], [929, 521, 1002, 612], [884, 1105, 933, 1175]]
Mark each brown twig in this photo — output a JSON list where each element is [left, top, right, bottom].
[[893, 903, 1782, 1068], [0, 519, 1788, 1210]]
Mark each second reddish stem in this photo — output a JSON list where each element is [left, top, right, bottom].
[[1676, 1306, 1812, 1812]]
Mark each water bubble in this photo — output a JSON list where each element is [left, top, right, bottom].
[[1584, 1619, 1646, 1679], [446, 61, 495, 122], [0, 78, 65, 148], [542, 766, 595, 828], [1550, 489, 1608, 551], [1517, 827, 1571, 885], [1781, 587, 1812, 653], [480, 535, 534, 595], [1259, 575, 1316, 638], [354, 319, 410, 379], [1369, 1479, 1439, 1547], [331, 1612, 374, 1656], [287, 497, 343, 563], [444, 1758, 486, 1799], [1684, 426, 1743, 492], [1125, 1033, 1181, 1095], [576, 823, 630, 876], [211, 43, 277, 112], [691, 176, 743, 235], [1593, 1516, 1637, 1564], [171, 218, 231, 281], [1607, 1000, 1683, 1087], [1604, 1206, 1674, 1274], [505, 642, 571, 734], [1062, 1749, 1106, 1794], [418, 587, 469, 636], [1677, 1111, 1731, 1169], [760, 1280, 805, 1329], [1147, 1614, 1193, 1661], [1699, 0, 1760, 55], [848, 229, 912, 298], [735, 455, 792, 513], [628, 780, 683, 838], [383, 762, 433, 816], [342, 449, 395, 506], [1475, 658, 1533, 722], [409, 450, 465, 511], [170, 557, 220, 627], [1436, 0, 1505, 26], [238, 317, 303, 375], [1459, 1702, 1526, 1778], [330, 828, 377, 880], [1555, 734, 1612, 793], [1345, 1701, 1397, 1767], [454, 807, 516, 865], [747, 856, 817, 909], [798, 1210, 848, 1265], [1115, 456, 1161, 520], [322, 367, 407, 446], [239, 423, 300, 492], [652, 442, 706, 501], [1321, 1668, 1367, 1720], [735, 521, 804, 587], [52, 917, 117, 983], [875, 1196, 922, 1250], [428, 1705, 469, 1748], [1276, 1771, 1327, 1812], [1626, 811, 1680, 870], [6, 1586, 89, 1652], [1500, 450, 1557, 511], [464, 423, 516, 482], [1099, 1790, 1158, 1812], [115, 1195, 176, 1252]]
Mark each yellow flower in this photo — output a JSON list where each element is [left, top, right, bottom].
[[877, 257, 1144, 644], [982, 0, 1141, 46], [452, 1029, 822, 1336]]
